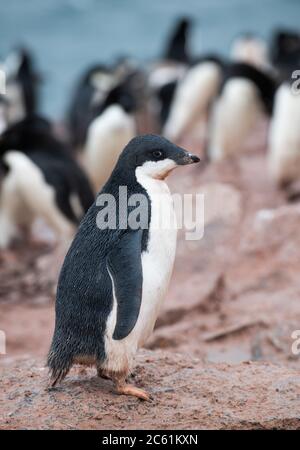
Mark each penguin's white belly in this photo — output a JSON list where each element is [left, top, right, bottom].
[[103, 165, 177, 373], [268, 84, 300, 184]]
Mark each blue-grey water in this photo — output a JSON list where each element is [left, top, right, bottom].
[[0, 0, 299, 118]]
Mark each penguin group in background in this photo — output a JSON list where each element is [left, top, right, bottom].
[[0, 115, 94, 248], [0, 20, 299, 254], [48, 134, 200, 400], [1, 47, 40, 127], [164, 33, 274, 152]]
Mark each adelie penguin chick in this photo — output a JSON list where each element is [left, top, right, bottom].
[[48, 135, 200, 400], [0, 115, 94, 248]]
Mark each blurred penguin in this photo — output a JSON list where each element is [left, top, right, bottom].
[[208, 62, 277, 161], [2, 47, 40, 126], [163, 56, 223, 142], [268, 83, 300, 191], [148, 17, 192, 130], [0, 116, 94, 248], [67, 64, 119, 151], [230, 33, 270, 70], [81, 76, 137, 191]]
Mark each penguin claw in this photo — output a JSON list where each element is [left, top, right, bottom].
[[116, 383, 151, 401]]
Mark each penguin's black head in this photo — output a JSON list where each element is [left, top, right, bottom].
[[117, 134, 200, 180], [0, 115, 52, 154]]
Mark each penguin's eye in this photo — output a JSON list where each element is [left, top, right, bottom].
[[152, 150, 163, 159]]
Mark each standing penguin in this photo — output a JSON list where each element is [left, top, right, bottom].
[[48, 135, 200, 400]]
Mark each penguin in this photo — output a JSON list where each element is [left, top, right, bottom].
[[81, 77, 137, 192], [163, 56, 224, 142], [208, 62, 277, 161], [0, 115, 94, 248], [268, 82, 300, 188], [47, 134, 200, 400], [2, 47, 40, 125]]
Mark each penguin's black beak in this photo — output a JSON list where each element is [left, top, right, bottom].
[[176, 150, 200, 165]]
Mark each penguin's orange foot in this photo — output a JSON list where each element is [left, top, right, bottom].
[[116, 383, 150, 401]]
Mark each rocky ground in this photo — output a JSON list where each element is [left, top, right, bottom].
[[1, 131, 300, 429], [1, 351, 300, 430]]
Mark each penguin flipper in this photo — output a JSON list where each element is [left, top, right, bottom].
[[107, 230, 143, 340]]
